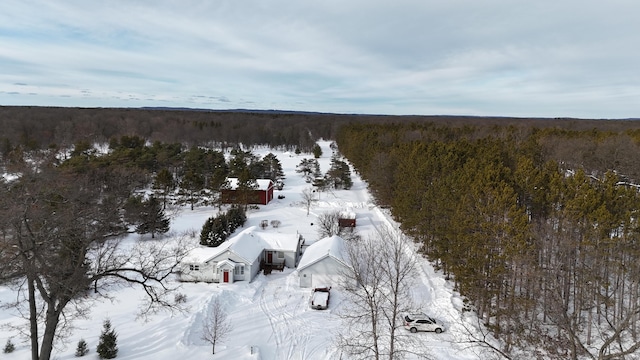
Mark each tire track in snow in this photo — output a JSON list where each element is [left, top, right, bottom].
[[258, 274, 329, 360], [285, 291, 330, 360], [259, 284, 284, 355], [259, 280, 306, 360], [370, 206, 437, 305], [270, 285, 313, 360], [281, 292, 306, 360]]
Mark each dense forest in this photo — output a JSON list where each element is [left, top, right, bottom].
[[1, 106, 639, 155], [3, 106, 640, 359], [336, 122, 640, 359]]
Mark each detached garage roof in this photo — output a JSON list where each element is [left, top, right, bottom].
[[298, 235, 349, 271]]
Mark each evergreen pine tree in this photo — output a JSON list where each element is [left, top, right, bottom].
[[3, 338, 15, 353], [200, 214, 229, 247], [75, 339, 89, 357], [338, 161, 353, 189], [326, 156, 352, 189], [96, 319, 118, 359], [209, 214, 229, 247], [181, 170, 204, 210], [312, 159, 322, 179], [312, 144, 323, 159], [235, 168, 258, 209], [200, 216, 216, 246], [135, 195, 170, 238], [261, 153, 285, 181], [226, 206, 247, 233], [153, 168, 175, 210], [124, 195, 145, 228]]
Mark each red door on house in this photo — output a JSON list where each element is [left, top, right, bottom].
[[267, 252, 273, 264], [223, 271, 229, 283]]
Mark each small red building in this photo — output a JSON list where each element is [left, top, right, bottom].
[[338, 210, 356, 228], [221, 178, 274, 205]]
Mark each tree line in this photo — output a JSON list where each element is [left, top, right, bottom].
[[2, 106, 639, 160], [0, 107, 334, 154], [336, 122, 640, 359]]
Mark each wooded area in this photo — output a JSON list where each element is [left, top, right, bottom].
[[1, 106, 638, 155], [3, 106, 640, 359], [336, 122, 640, 359]]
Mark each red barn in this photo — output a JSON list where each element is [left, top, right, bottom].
[[221, 178, 275, 205]]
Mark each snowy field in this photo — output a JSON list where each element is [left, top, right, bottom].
[[0, 141, 487, 359]]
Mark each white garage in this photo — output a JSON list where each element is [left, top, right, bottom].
[[297, 235, 350, 288]]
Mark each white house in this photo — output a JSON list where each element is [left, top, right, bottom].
[[297, 235, 351, 288], [179, 226, 303, 284]]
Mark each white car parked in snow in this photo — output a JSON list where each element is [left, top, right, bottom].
[[403, 314, 445, 334], [310, 287, 331, 310]]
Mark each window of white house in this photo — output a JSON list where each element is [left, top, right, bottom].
[[277, 251, 284, 259], [189, 264, 200, 271], [234, 265, 245, 275]]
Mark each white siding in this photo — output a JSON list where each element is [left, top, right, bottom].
[[283, 250, 297, 268], [298, 256, 349, 288], [179, 262, 216, 282], [299, 271, 312, 288]]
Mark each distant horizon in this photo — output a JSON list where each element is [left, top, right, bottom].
[[3, 104, 639, 121]]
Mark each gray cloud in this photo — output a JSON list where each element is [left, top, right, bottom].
[[0, 0, 638, 117]]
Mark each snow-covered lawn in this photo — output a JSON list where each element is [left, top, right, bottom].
[[0, 141, 485, 359]]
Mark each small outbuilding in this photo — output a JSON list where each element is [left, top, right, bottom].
[[297, 235, 351, 288], [338, 210, 356, 228]]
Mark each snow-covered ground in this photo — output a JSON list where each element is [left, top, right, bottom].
[[0, 141, 487, 359]]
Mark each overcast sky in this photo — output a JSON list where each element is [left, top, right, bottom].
[[1, 1, 638, 118]]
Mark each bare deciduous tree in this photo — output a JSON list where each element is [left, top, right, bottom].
[[301, 188, 315, 216], [201, 297, 232, 355], [338, 225, 421, 360], [457, 315, 513, 360], [0, 160, 191, 360], [596, 301, 640, 360], [316, 210, 355, 240]]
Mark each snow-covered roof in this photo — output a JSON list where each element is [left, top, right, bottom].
[[339, 210, 356, 219], [183, 246, 222, 263], [217, 259, 237, 269], [184, 226, 300, 265], [213, 227, 266, 264], [259, 231, 301, 252], [297, 235, 349, 271], [226, 177, 273, 191]]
